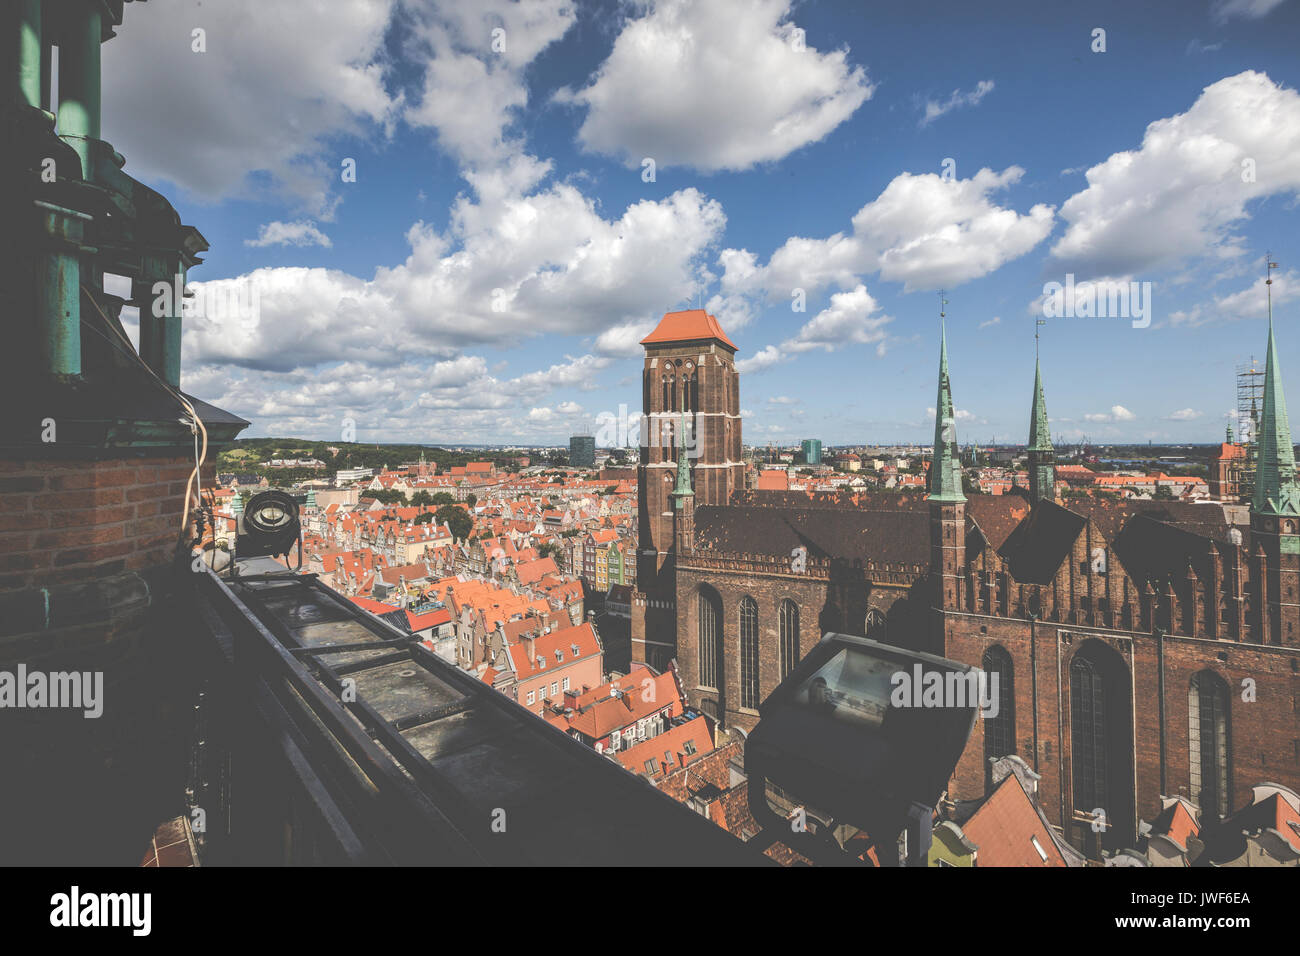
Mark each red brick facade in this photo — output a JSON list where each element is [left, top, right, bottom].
[[0, 455, 212, 667], [636, 306, 1300, 857], [633, 312, 744, 670]]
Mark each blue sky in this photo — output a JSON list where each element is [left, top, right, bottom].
[[99, 0, 1300, 446]]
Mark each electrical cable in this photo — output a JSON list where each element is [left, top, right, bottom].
[[78, 285, 209, 535]]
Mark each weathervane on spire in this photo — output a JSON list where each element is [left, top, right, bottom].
[[1266, 251, 1279, 323], [938, 289, 948, 320]]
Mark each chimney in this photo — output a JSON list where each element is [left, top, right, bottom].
[[563, 687, 580, 709]]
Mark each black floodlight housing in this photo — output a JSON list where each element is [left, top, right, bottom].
[[235, 490, 302, 573], [745, 633, 979, 866]]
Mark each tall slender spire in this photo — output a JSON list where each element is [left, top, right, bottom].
[[1029, 358, 1051, 451], [930, 322, 965, 502], [1252, 316, 1300, 515], [1028, 353, 1056, 504]]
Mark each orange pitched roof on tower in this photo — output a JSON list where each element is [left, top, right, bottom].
[[640, 309, 737, 350]]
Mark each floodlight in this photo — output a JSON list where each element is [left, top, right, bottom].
[[235, 491, 302, 572], [745, 633, 979, 866]]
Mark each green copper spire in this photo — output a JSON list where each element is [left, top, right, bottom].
[[1252, 318, 1300, 515], [1029, 358, 1051, 451], [930, 323, 966, 503], [1027, 355, 1056, 503], [673, 413, 694, 505]]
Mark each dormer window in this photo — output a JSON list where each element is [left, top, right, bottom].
[[555, 649, 563, 662]]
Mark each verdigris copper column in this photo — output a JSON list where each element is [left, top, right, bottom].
[[35, 200, 91, 378], [56, 0, 101, 180], [16, 0, 43, 109], [137, 257, 185, 389]]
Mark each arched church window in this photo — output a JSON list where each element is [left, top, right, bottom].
[[779, 599, 799, 679], [1189, 671, 1231, 820], [739, 596, 759, 709]]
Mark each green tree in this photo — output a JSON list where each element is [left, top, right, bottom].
[[466, 493, 478, 507], [436, 504, 473, 541]]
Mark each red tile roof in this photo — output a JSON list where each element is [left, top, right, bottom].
[[640, 309, 737, 350], [1153, 798, 1201, 851], [405, 606, 452, 631], [512, 622, 601, 680], [961, 773, 1066, 867], [515, 556, 558, 585], [614, 715, 714, 776], [560, 665, 684, 740], [350, 594, 399, 616]]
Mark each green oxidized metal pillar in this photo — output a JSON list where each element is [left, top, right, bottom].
[[56, 0, 101, 180], [16, 0, 43, 109], [163, 266, 185, 387], [35, 200, 92, 378], [136, 258, 185, 389]]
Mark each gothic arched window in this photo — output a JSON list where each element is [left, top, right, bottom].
[[698, 588, 721, 691], [779, 599, 800, 680], [1070, 655, 1107, 811], [739, 596, 759, 709], [1189, 671, 1231, 820], [982, 646, 1016, 774]]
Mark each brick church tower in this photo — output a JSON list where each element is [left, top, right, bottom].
[[631, 310, 743, 668]]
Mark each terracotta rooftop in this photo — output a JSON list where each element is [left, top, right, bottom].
[[960, 772, 1067, 867], [640, 309, 737, 350]]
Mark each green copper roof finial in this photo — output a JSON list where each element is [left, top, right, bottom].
[[673, 412, 694, 504], [931, 319, 966, 503]]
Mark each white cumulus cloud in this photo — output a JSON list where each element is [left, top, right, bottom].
[[555, 0, 872, 172]]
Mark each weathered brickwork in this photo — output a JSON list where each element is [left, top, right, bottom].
[[674, 555, 925, 733], [633, 319, 743, 667], [634, 306, 1300, 860], [0, 455, 212, 666], [945, 610, 1300, 851]]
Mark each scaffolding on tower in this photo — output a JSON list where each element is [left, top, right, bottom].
[[1236, 357, 1265, 504]]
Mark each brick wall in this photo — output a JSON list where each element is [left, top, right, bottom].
[[675, 559, 925, 733], [0, 455, 211, 665], [0, 454, 216, 863], [943, 610, 1300, 851]]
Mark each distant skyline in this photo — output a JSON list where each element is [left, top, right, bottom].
[[99, 0, 1300, 446]]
